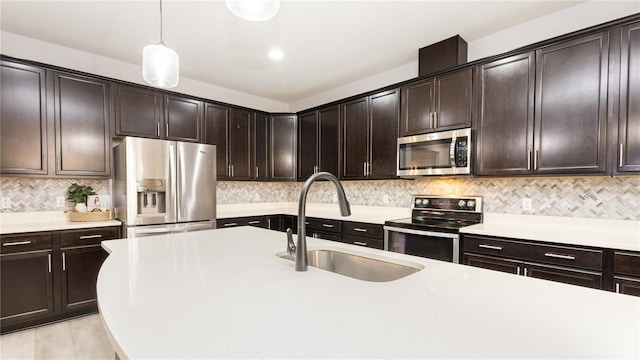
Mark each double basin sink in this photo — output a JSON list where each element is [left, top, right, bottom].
[[277, 247, 424, 282]]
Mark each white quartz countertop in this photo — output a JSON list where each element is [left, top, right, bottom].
[[97, 227, 640, 359], [461, 213, 640, 252], [0, 211, 121, 234], [217, 202, 411, 224]]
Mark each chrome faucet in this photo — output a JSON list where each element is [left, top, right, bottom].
[[286, 172, 351, 271]]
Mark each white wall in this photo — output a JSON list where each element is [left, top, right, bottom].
[[0, 31, 289, 113], [291, 1, 640, 112]]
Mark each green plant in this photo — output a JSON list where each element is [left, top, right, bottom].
[[67, 183, 96, 204]]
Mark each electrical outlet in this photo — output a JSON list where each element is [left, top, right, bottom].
[[522, 198, 533, 211], [56, 196, 66, 208], [1, 197, 11, 209]]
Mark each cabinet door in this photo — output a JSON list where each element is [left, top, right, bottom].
[[534, 32, 609, 174], [0, 61, 48, 175], [115, 84, 163, 138], [434, 68, 473, 131], [204, 103, 229, 180], [524, 262, 602, 289], [53, 72, 110, 177], [618, 22, 640, 172], [270, 114, 297, 181], [476, 52, 535, 176], [341, 234, 383, 250], [341, 97, 369, 179], [1, 251, 54, 324], [228, 108, 253, 180], [266, 215, 282, 231], [463, 253, 522, 275], [369, 89, 399, 179], [60, 246, 108, 313], [317, 105, 340, 177], [165, 95, 202, 142], [400, 78, 435, 136], [254, 112, 270, 181], [614, 276, 640, 297], [298, 111, 318, 180]]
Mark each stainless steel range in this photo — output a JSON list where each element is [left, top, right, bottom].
[[384, 195, 483, 263]]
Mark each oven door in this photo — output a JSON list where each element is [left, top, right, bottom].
[[384, 226, 459, 263]]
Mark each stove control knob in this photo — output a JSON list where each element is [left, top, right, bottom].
[[467, 200, 476, 208], [458, 200, 466, 208], [415, 199, 422, 205], [423, 199, 429, 205]]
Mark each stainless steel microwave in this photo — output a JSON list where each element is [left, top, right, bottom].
[[397, 128, 472, 176]]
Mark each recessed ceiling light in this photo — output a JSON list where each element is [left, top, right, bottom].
[[268, 48, 284, 60]]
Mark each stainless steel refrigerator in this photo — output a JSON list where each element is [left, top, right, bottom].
[[113, 137, 216, 238]]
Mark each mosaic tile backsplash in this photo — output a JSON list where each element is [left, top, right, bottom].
[[1, 176, 638, 220]]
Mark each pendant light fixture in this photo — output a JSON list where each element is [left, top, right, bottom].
[[143, 0, 179, 88], [226, 0, 280, 21]]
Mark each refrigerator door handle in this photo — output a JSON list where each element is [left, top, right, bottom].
[[177, 142, 184, 221], [166, 141, 178, 223]]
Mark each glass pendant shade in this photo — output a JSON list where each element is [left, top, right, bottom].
[[143, 43, 179, 88], [226, 0, 280, 21]]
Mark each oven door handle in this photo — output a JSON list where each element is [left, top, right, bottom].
[[383, 226, 459, 239]]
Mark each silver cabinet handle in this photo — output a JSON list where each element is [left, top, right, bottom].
[[524, 267, 528, 277], [156, 122, 160, 137], [3, 241, 32, 246], [367, 162, 371, 176], [354, 241, 367, 246], [433, 112, 438, 129], [231, 165, 234, 177], [616, 283, 620, 293], [267, 218, 271, 230], [363, 162, 367, 176], [478, 244, 503, 251], [48, 254, 52, 273], [517, 266, 521, 276], [534, 150, 539, 170], [527, 150, 532, 171], [620, 143, 624, 168], [544, 252, 576, 260], [223, 222, 237, 227], [429, 112, 434, 128], [322, 224, 334, 228], [353, 228, 367, 232], [248, 221, 261, 225], [166, 123, 169, 137], [62, 252, 66, 271], [79, 234, 102, 240], [256, 166, 259, 178]]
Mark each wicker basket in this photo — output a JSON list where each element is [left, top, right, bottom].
[[67, 209, 114, 222]]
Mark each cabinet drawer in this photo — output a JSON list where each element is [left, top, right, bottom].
[[614, 252, 640, 277], [463, 235, 602, 271], [342, 234, 383, 250], [60, 227, 120, 247], [244, 216, 267, 228], [309, 230, 341, 242], [305, 218, 341, 233], [1, 233, 52, 254], [525, 262, 602, 290], [342, 222, 383, 239]]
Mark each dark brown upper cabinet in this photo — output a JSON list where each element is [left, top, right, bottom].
[[617, 21, 640, 173], [476, 52, 536, 176], [53, 71, 111, 177], [115, 83, 201, 142], [534, 32, 610, 174], [204, 105, 254, 180], [341, 89, 399, 180], [269, 114, 297, 181], [400, 68, 472, 136], [204, 103, 230, 180], [0, 60, 48, 175], [254, 112, 270, 181], [164, 95, 202, 142], [115, 84, 163, 139], [297, 105, 340, 180]]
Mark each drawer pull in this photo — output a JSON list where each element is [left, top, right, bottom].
[[79, 234, 103, 240], [322, 224, 334, 228], [223, 223, 238, 227], [478, 244, 502, 251], [616, 283, 620, 293], [353, 228, 368, 233], [354, 241, 367, 246], [248, 221, 261, 225], [517, 266, 521, 276], [3, 241, 32, 246], [544, 252, 576, 260]]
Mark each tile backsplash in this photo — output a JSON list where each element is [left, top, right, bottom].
[[2, 176, 638, 220]]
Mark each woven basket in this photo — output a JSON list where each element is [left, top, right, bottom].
[[67, 209, 114, 222]]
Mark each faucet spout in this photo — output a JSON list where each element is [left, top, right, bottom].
[[293, 172, 351, 271]]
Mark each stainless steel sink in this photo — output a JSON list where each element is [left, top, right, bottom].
[[277, 247, 424, 282]]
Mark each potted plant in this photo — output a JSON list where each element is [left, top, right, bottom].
[[67, 183, 95, 212]]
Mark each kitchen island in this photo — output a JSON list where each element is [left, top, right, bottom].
[[97, 226, 640, 359]]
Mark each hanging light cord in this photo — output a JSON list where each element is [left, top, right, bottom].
[[159, 0, 164, 45]]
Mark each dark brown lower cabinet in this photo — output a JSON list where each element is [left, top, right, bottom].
[[614, 251, 640, 296], [614, 277, 640, 296], [524, 262, 602, 289], [0, 226, 119, 333], [463, 253, 521, 274]]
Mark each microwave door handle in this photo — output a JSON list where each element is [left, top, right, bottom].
[[450, 138, 456, 167]]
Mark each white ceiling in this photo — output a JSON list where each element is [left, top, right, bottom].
[[1, 1, 587, 103]]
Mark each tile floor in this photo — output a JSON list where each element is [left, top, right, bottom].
[[0, 314, 114, 360]]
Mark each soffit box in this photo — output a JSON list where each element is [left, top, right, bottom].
[[418, 35, 468, 77]]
